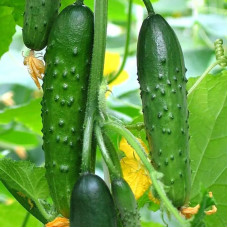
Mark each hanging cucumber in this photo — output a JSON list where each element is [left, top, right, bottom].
[[70, 173, 117, 227], [23, 0, 61, 51], [111, 178, 140, 227], [42, 2, 94, 217], [137, 4, 191, 208]]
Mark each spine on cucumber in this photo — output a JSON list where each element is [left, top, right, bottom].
[[41, 3, 94, 217], [23, 0, 61, 50], [137, 13, 191, 208]]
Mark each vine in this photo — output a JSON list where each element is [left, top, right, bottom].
[[81, 0, 108, 173], [188, 39, 227, 96], [108, 0, 133, 84]]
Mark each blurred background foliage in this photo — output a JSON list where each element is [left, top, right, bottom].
[[0, 0, 227, 226]]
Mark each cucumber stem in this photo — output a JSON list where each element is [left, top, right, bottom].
[[125, 122, 145, 131], [188, 59, 225, 96], [108, 0, 133, 84], [81, 0, 108, 173], [103, 121, 190, 227], [103, 132, 122, 176], [142, 0, 155, 15], [75, 0, 84, 5], [95, 124, 121, 179]]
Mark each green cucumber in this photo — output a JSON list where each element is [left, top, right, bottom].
[[137, 13, 191, 208], [23, 0, 60, 51], [70, 174, 117, 227], [41, 2, 94, 217], [111, 177, 140, 227]]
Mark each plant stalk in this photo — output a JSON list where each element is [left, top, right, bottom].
[[81, 0, 108, 173]]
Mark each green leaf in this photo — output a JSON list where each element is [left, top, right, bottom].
[[188, 70, 227, 227], [0, 99, 42, 135], [0, 7, 16, 58], [0, 158, 52, 223], [0, 123, 39, 149], [108, 90, 141, 119]]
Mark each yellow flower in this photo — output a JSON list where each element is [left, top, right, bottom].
[[103, 52, 129, 96], [120, 137, 159, 204]]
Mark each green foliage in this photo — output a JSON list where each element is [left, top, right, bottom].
[[188, 70, 227, 227], [0, 99, 42, 135], [0, 7, 16, 58], [0, 158, 52, 223], [0, 123, 39, 149]]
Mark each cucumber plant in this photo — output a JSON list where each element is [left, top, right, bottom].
[[23, 0, 61, 50], [41, 1, 94, 218], [137, 2, 191, 208]]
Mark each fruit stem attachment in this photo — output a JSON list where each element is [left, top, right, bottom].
[[142, 0, 155, 15], [81, 0, 108, 173], [95, 124, 121, 179], [75, 0, 84, 5], [103, 121, 190, 227], [108, 0, 133, 84]]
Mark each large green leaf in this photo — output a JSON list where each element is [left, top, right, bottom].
[[188, 70, 227, 227], [0, 7, 16, 58], [0, 99, 42, 135], [0, 123, 39, 149], [0, 159, 52, 223]]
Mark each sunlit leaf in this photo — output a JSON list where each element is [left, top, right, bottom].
[[188, 70, 227, 227], [0, 99, 42, 135], [0, 7, 16, 58], [0, 158, 52, 223]]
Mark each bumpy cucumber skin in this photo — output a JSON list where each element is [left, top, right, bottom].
[[42, 4, 94, 217], [23, 0, 60, 50], [111, 178, 140, 227], [137, 14, 191, 208], [70, 174, 117, 227]]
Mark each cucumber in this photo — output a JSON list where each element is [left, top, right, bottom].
[[23, 0, 60, 51], [111, 178, 140, 227], [70, 174, 117, 227], [137, 14, 191, 208], [41, 3, 94, 217]]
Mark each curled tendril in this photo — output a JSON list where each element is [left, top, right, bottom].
[[214, 39, 227, 67]]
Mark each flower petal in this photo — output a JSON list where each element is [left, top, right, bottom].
[[104, 52, 120, 76]]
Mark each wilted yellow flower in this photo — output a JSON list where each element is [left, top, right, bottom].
[[104, 52, 129, 96], [46, 217, 69, 227], [0, 91, 15, 106], [14, 146, 27, 159], [120, 137, 157, 201]]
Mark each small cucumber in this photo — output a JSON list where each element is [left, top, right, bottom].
[[111, 178, 140, 227], [23, 0, 60, 50], [137, 14, 191, 208], [42, 3, 94, 217], [70, 174, 117, 227]]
